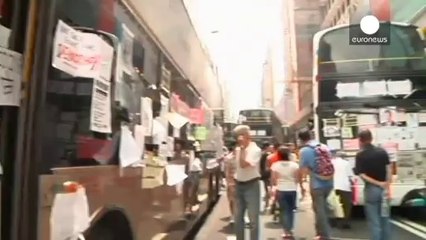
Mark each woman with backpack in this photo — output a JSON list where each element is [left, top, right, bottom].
[[271, 146, 304, 239]]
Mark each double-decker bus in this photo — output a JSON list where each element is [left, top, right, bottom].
[[313, 22, 426, 208], [238, 108, 284, 146], [1, 1, 221, 240]]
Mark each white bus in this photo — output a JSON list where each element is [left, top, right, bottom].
[[312, 22, 426, 207]]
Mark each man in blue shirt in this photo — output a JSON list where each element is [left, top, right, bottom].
[[298, 129, 333, 240]]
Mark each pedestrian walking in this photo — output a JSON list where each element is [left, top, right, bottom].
[[330, 150, 353, 229], [298, 129, 334, 240], [285, 142, 303, 209], [354, 130, 391, 240], [267, 142, 281, 217], [271, 146, 304, 238], [188, 151, 203, 205], [260, 142, 273, 210], [285, 143, 298, 162], [233, 125, 262, 240], [224, 143, 237, 224]]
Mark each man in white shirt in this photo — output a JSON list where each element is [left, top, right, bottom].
[[189, 152, 203, 205], [233, 125, 262, 240], [331, 150, 354, 229]]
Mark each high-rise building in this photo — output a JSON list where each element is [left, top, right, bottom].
[[282, 0, 324, 133], [261, 47, 275, 108]]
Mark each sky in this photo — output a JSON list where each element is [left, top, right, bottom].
[[184, 0, 285, 121]]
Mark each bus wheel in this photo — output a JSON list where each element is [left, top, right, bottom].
[[84, 209, 133, 240]]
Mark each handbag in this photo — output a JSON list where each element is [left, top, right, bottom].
[[327, 190, 344, 218]]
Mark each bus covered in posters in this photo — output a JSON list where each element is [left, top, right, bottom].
[[312, 22, 426, 207], [2, 1, 220, 240]]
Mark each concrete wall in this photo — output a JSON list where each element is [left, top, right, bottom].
[[282, 0, 322, 126], [125, 0, 223, 108]]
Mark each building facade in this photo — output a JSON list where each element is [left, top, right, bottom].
[[282, 0, 323, 132]]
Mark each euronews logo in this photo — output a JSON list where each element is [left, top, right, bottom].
[[349, 15, 390, 45]]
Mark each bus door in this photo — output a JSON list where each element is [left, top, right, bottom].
[[7, 1, 123, 239]]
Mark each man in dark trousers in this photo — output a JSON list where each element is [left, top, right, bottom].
[[355, 130, 391, 240]]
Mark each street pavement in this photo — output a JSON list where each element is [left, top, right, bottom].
[[194, 184, 426, 240]]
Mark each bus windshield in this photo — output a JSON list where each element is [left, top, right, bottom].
[[318, 24, 426, 74]]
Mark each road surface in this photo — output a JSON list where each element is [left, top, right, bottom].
[[194, 185, 426, 240]]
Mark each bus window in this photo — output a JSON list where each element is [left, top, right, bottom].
[[0, 0, 12, 47], [318, 25, 426, 74], [39, 0, 159, 173]]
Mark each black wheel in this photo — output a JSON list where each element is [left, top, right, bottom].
[[84, 209, 133, 240], [85, 225, 116, 240]]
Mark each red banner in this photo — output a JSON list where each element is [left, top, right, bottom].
[[189, 108, 205, 124], [170, 93, 191, 118]]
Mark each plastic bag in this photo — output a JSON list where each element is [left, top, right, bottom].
[[50, 187, 90, 240], [327, 190, 344, 218], [119, 125, 142, 168]]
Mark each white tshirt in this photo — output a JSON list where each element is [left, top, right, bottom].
[[189, 157, 203, 172], [271, 161, 299, 191], [289, 153, 297, 162], [331, 157, 353, 192], [234, 142, 262, 182]]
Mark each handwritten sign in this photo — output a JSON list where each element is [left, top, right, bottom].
[[52, 20, 104, 78], [0, 47, 22, 106]]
